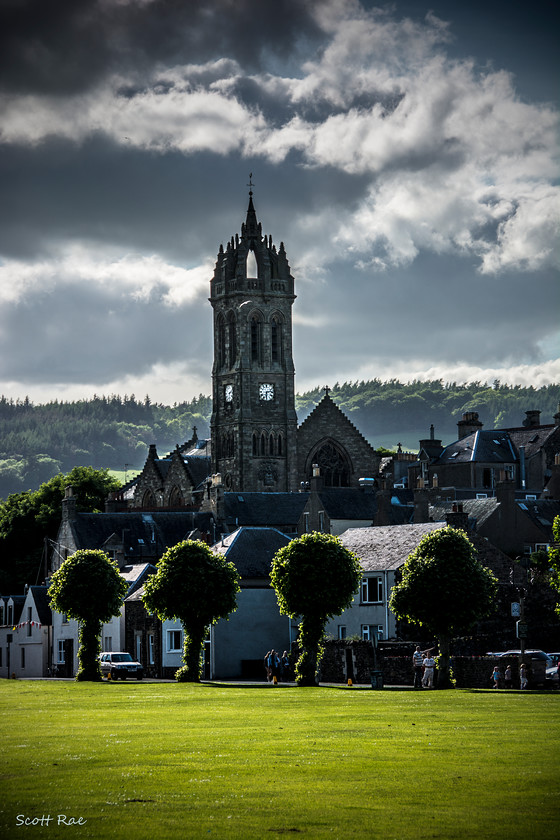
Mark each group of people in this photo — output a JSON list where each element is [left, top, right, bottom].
[[491, 663, 528, 689], [264, 649, 291, 682], [412, 646, 437, 689]]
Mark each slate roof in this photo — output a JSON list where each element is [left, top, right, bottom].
[[212, 527, 291, 579], [506, 425, 558, 459], [223, 492, 309, 527], [430, 498, 498, 528], [66, 511, 216, 558], [340, 522, 445, 571], [515, 499, 560, 540], [29, 586, 52, 625], [435, 430, 516, 465], [317, 488, 376, 521], [119, 563, 157, 597]]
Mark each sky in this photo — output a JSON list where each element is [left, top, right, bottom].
[[0, 0, 558, 407]]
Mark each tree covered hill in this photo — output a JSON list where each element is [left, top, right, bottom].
[[1, 380, 558, 499]]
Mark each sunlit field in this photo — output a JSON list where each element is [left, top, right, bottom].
[[1, 681, 558, 840]]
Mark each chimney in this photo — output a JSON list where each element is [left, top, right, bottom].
[[457, 412, 483, 440], [496, 480, 515, 507], [413, 488, 429, 523], [446, 505, 469, 532], [523, 410, 541, 428], [62, 485, 77, 523]]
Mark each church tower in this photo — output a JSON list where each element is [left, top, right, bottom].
[[209, 188, 298, 492]]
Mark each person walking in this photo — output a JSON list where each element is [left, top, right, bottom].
[[520, 663, 528, 689], [491, 666, 502, 688]]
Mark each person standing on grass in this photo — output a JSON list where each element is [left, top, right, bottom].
[[491, 666, 502, 688], [520, 663, 528, 689], [504, 665, 512, 689], [264, 651, 272, 682], [412, 646, 424, 689], [422, 653, 436, 688], [281, 651, 290, 681]]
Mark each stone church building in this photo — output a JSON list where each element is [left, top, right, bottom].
[[118, 190, 380, 508]]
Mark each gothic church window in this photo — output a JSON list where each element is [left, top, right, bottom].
[[217, 315, 226, 368], [142, 489, 156, 508], [168, 486, 183, 507], [269, 434, 275, 455], [251, 315, 262, 365], [227, 312, 237, 366], [271, 316, 283, 364], [311, 441, 351, 487]]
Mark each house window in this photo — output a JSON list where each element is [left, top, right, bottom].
[[303, 512, 309, 533], [338, 626, 346, 640], [167, 630, 182, 653], [535, 543, 549, 552], [135, 633, 142, 663], [0, 604, 4, 625], [8, 605, 13, 626], [318, 511, 325, 532], [361, 576, 383, 604], [148, 634, 155, 665], [57, 640, 65, 663], [362, 625, 383, 641], [27, 607, 33, 636], [62, 614, 69, 624], [21, 647, 25, 669]]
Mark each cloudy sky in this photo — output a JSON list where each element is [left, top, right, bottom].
[[1, 0, 558, 406]]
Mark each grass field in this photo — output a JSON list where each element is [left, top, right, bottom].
[[1, 681, 558, 840]]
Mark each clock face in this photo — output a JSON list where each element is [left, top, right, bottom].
[[259, 383, 274, 401], [225, 384, 233, 402]]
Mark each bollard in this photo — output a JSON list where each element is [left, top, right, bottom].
[[347, 678, 353, 687], [273, 675, 278, 685]]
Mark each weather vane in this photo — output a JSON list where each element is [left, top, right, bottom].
[[247, 172, 254, 193]]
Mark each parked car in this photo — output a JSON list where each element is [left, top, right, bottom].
[[99, 652, 143, 680], [498, 649, 551, 663], [545, 664, 559, 687]]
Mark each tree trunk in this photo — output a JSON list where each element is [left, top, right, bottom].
[[175, 623, 205, 682], [76, 619, 103, 681], [436, 633, 453, 689], [295, 616, 325, 686]]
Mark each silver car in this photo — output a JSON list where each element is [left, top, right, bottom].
[[99, 652, 143, 680]]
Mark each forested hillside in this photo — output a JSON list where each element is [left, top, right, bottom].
[[1, 380, 558, 499]]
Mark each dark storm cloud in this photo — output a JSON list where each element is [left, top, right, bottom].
[[0, 277, 210, 384], [0, 0, 323, 95], [0, 137, 368, 264]]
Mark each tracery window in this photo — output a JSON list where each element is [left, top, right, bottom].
[[312, 442, 350, 487], [271, 316, 283, 364], [227, 312, 237, 366]]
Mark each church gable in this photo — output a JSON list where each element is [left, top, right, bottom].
[[297, 393, 380, 488]]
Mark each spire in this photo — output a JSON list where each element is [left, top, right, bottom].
[[245, 172, 260, 239]]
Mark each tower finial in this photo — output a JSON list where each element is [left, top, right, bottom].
[[247, 172, 254, 195]]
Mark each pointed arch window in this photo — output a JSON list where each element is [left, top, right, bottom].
[[168, 486, 184, 508], [277, 433, 283, 456], [269, 434, 275, 455], [246, 247, 258, 279], [251, 315, 262, 365], [271, 315, 283, 364], [260, 433, 266, 456], [253, 433, 258, 456], [227, 312, 237, 366], [142, 489, 157, 508], [311, 441, 351, 487], [217, 315, 226, 368]]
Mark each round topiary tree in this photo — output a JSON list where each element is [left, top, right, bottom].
[[270, 532, 363, 686], [48, 549, 128, 681], [390, 526, 498, 688], [142, 540, 240, 682]]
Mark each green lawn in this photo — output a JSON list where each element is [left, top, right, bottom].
[[1, 681, 558, 840]]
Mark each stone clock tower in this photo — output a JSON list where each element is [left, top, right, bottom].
[[209, 189, 298, 492]]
